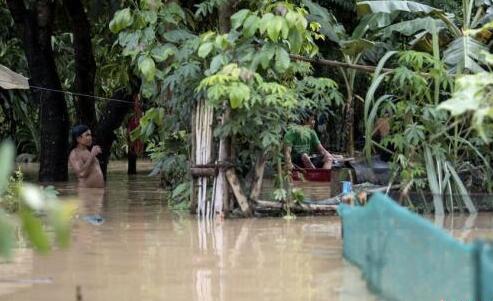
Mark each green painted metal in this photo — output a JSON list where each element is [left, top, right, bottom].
[[338, 193, 493, 301]]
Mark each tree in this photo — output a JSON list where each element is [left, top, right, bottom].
[[6, 0, 70, 182], [5, 0, 137, 180]]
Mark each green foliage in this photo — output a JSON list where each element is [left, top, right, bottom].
[[0, 141, 76, 258], [364, 50, 489, 212], [357, 0, 493, 74], [195, 0, 228, 18], [2, 168, 23, 213], [438, 73, 493, 140]]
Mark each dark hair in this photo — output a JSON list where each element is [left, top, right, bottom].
[[70, 124, 89, 149]]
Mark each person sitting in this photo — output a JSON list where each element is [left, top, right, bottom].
[[68, 125, 105, 188], [284, 115, 340, 170]]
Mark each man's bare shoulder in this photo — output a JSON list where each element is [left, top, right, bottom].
[[69, 149, 80, 160]]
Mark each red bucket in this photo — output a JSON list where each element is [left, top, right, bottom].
[[292, 168, 331, 182]]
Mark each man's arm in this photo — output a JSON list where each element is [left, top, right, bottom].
[[69, 146, 101, 178], [316, 144, 334, 160], [69, 152, 95, 178]]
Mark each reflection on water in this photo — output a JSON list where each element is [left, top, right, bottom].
[[433, 213, 493, 242], [2, 162, 491, 301], [0, 162, 375, 301]]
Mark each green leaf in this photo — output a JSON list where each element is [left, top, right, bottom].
[[229, 83, 250, 109], [0, 210, 14, 258], [288, 30, 303, 53], [381, 17, 446, 39], [140, 10, 157, 24], [210, 54, 228, 74], [231, 9, 250, 30], [198, 42, 214, 58], [259, 13, 275, 35], [443, 36, 489, 74], [20, 209, 50, 253], [446, 162, 477, 214], [151, 45, 175, 62], [340, 39, 375, 56], [0, 141, 14, 195], [138, 56, 156, 81], [356, 1, 442, 18], [303, 0, 345, 44], [172, 182, 190, 199], [275, 47, 290, 72], [258, 43, 276, 69], [109, 8, 134, 33], [267, 16, 284, 41], [163, 30, 196, 43], [243, 15, 260, 38], [424, 147, 444, 215]]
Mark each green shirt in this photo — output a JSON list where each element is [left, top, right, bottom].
[[284, 127, 320, 156]]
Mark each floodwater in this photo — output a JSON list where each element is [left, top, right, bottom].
[[2, 162, 492, 301], [0, 162, 377, 301]]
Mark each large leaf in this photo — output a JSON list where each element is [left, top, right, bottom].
[[446, 162, 477, 214], [231, 9, 250, 30], [352, 13, 394, 39], [109, 8, 134, 33], [443, 36, 489, 74], [274, 47, 290, 72], [162, 30, 196, 43], [229, 83, 250, 109], [303, 0, 346, 44], [438, 73, 493, 140], [0, 141, 14, 195], [357, 1, 442, 18], [0, 209, 14, 258], [340, 39, 375, 56], [381, 17, 446, 38], [424, 147, 445, 215], [138, 56, 156, 81], [198, 42, 214, 58], [20, 209, 50, 253], [151, 44, 175, 62]]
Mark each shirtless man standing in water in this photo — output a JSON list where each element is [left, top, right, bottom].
[[68, 125, 105, 188]]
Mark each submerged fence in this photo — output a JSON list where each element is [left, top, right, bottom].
[[338, 193, 493, 301]]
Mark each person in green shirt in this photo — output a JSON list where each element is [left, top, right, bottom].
[[284, 115, 339, 170]]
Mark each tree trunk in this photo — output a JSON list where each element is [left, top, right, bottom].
[[225, 168, 252, 217], [212, 1, 234, 216], [249, 151, 267, 202], [127, 151, 137, 175], [7, 0, 70, 182], [0, 90, 16, 139], [344, 95, 354, 156], [63, 0, 97, 130], [94, 90, 133, 178]]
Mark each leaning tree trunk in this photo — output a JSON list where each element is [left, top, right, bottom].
[[7, 0, 70, 182], [63, 0, 97, 130]]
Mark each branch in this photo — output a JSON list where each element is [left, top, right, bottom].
[[290, 54, 395, 74]]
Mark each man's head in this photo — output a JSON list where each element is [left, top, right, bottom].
[[71, 124, 91, 148], [303, 115, 316, 128]]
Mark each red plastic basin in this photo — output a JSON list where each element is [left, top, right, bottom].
[[292, 168, 331, 182]]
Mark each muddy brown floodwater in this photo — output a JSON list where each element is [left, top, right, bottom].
[[0, 162, 376, 301], [1, 162, 492, 301]]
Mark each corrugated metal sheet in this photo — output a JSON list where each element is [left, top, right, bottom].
[[0, 65, 29, 90]]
